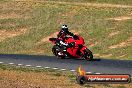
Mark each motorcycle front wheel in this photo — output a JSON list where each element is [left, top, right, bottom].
[[83, 48, 93, 61]]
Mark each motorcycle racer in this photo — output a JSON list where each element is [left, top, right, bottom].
[[49, 25, 93, 60], [57, 25, 85, 56], [57, 25, 79, 40]]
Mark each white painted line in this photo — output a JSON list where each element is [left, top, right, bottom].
[[44, 67, 50, 69], [36, 66, 42, 68], [25, 65, 31, 67], [0, 62, 3, 64], [9, 63, 14, 65], [18, 64, 23, 66], [70, 70, 76, 72], [52, 68, 58, 70], [86, 72, 92, 74], [95, 73, 101, 74], [60, 69, 66, 71]]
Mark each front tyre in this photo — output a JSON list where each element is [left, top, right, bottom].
[[83, 49, 93, 61]]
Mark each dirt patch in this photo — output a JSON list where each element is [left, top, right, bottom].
[[0, 67, 132, 88], [101, 54, 112, 58], [109, 37, 132, 49], [37, 31, 59, 44], [93, 53, 100, 57], [93, 53, 112, 58], [0, 70, 81, 88], [118, 54, 127, 58], [0, 13, 23, 19], [107, 16, 132, 21], [0, 22, 16, 27], [0, 28, 27, 42], [108, 31, 120, 37], [14, 0, 132, 8], [89, 42, 98, 47]]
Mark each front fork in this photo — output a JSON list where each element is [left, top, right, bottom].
[[80, 46, 88, 57]]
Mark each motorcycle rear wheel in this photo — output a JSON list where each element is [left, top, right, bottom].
[[52, 45, 65, 59]]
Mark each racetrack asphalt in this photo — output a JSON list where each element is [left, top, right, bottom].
[[0, 54, 132, 76]]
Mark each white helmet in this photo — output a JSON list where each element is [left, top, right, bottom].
[[61, 25, 68, 29], [61, 25, 68, 33]]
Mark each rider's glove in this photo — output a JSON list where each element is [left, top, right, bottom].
[[73, 35, 79, 40], [56, 39, 61, 45]]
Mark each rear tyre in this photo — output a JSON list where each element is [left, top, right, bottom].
[[52, 45, 64, 59], [83, 49, 93, 61], [52, 45, 59, 56]]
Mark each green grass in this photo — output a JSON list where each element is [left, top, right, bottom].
[[0, 63, 131, 88], [0, 1, 131, 59], [0, 63, 75, 80], [0, 64, 64, 76]]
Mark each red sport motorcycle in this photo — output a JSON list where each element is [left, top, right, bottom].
[[49, 30, 93, 60]]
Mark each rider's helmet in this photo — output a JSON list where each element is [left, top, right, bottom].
[[61, 25, 68, 34], [57, 25, 68, 38]]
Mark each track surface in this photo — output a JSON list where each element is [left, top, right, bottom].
[[0, 54, 132, 76]]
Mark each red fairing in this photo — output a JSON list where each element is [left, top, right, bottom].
[[49, 31, 93, 60], [67, 46, 79, 57], [80, 46, 87, 54], [64, 35, 85, 46], [74, 35, 85, 46], [65, 37, 74, 43], [64, 35, 85, 57]]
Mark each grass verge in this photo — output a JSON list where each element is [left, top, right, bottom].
[[0, 64, 132, 88]]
